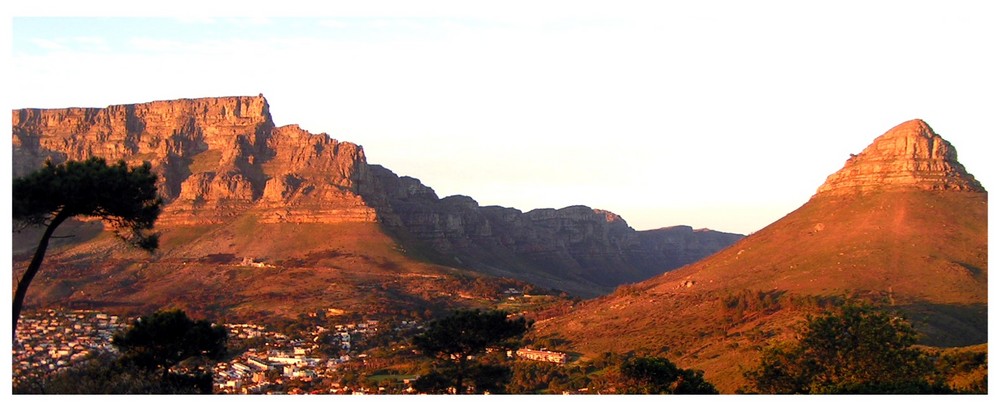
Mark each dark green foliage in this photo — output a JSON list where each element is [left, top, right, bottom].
[[413, 309, 530, 359], [13, 157, 162, 248], [12, 157, 163, 338], [13, 352, 209, 394], [616, 356, 718, 394], [742, 302, 951, 394], [410, 370, 454, 394], [508, 361, 574, 393], [315, 330, 344, 358], [468, 363, 513, 394], [934, 348, 988, 393], [507, 352, 716, 394], [113, 309, 227, 385], [719, 289, 788, 325], [411, 309, 530, 394]]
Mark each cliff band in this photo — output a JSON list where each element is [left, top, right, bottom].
[[12, 95, 742, 297]]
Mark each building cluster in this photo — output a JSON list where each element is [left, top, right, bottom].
[[12, 309, 129, 385], [239, 257, 275, 268], [13, 308, 568, 394], [213, 319, 391, 394], [12, 308, 413, 394], [515, 348, 569, 364]]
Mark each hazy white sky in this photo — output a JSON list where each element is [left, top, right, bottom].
[[6, 1, 998, 234]]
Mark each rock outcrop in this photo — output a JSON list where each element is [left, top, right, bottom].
[[13, 96, 377, 225], [814, 119, 985, 197], [360, 165, 743, 294], [12, 95, 742, 296]]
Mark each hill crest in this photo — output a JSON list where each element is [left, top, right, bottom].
[[533, 119, 988, 392], [814, 119, 985, 196]]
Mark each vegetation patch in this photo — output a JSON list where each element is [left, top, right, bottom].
[[187, 149, 222, 174]]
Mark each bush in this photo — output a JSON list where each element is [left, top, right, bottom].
[[742, 302, 951, 394]]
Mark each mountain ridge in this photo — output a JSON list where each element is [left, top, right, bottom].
[[11, 95, 742, 307]]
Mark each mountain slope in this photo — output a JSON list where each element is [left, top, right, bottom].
[[11, 95, 741, 320], [532, 119, 988, 392]]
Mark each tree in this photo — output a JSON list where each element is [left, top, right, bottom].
[[113, 309, 228, 393], [13, 352, 205, 394], [509, 361, 571, 393], [742, 302, 951, 394], [586, 354, 717, 394], [16, 310, 227, 394], [12, 157, 162, 338], [412, 309, 530, 394], [615, 356, 718, 394]]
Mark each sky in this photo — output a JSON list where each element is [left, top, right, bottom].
[[5, 1, 998, 235]]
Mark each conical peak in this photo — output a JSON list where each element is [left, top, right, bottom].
[[882, 118, 934, 140], [867, 119, 951, 161], [814, 119, 984, 196]]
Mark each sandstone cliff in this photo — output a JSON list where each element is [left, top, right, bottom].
[[12, 95, 741, 296], [814, 119, 985, 197], [13, 96, 377, 225]]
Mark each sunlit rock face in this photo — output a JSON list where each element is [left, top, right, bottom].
[[12, 95, 377, 225], [11, 95, 742, 296], [814, 119, 985, 197]]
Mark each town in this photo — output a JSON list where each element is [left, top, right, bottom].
[[12, 309, 413, 394], [12, 309, 126, 386], [12, 308, 569, 394]]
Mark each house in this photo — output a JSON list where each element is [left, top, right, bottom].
[[240, 257, 274, 268], [515, 348, 568, 364]]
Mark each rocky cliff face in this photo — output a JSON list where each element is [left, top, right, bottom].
[[814, 119, 985, 197], [12, 95, 741, 296], [359, 165, 743, 294], [13, 96, 377, 225]]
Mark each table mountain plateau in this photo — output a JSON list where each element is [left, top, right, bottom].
[[11, 95, 741, 320], [532, 119, 988, 392]]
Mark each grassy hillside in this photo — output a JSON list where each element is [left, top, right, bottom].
[[532, 190, 987, 392], [13, 215, 550, 325]]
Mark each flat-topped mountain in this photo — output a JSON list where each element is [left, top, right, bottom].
[[13, 96, 376, 225], [532, 119, 987, 392], [11, 95, 741, 319]]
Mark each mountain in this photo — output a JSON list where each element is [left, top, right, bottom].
[[11, 95, 741, 320], [531, 119, 988, 392], [362, 164, 743, 295]]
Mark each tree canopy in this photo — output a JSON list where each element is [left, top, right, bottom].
[[615, 356, 718, 394], [412, 309, 530, 394], [112, 309, 227, 393], [13, 157, 162, 247], [12, 157, 162, 338], [14, 352, 206, 394], [742, 302, 950, 394], [113, 309, 228, 374]]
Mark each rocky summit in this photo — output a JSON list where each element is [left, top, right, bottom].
[[814, 119, 985, 196], [533, 119, 987, 392], [11, 95, 742, 301]]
